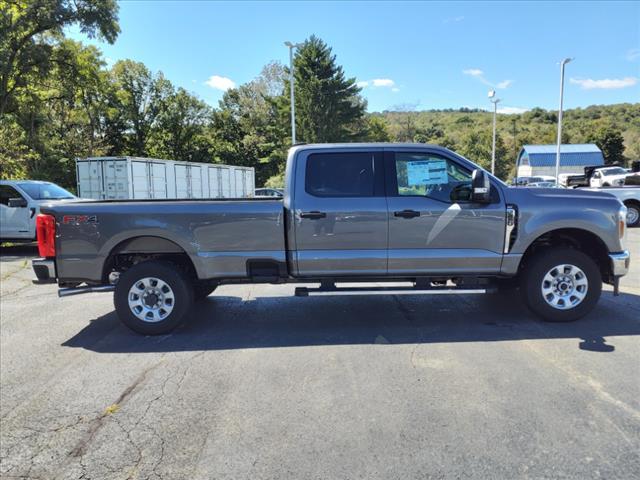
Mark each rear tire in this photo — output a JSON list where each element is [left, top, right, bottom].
[[114, 261, 193, 335], [521, 247, 601, 322]]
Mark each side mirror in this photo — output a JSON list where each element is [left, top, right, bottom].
[[471, 169, 491, 203], [8, 197, 28, 208]]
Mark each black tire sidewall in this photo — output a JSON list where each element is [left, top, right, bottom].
[[522, 248, 602, 322], [194, 285, 217, 301], [114, 261, 193, 335], [626, 204, 640, 227]]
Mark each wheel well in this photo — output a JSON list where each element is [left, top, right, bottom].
[[624, 199, 640, 210], [102, 236, 197, 282], [519, 228, 611, 279]]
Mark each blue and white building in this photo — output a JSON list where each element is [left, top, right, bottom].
[[516, 144, 604, 178]]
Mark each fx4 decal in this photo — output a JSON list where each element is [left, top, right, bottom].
[[62, 215, 98, 225]]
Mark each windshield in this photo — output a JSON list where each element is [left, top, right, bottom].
[[17, 182, 75, 200], [602, 168, 626, 176]]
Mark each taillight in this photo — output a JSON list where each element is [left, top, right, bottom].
[[36, 214, 56, 257]]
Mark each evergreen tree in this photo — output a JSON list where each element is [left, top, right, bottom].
[[286, 35, 366, 143]]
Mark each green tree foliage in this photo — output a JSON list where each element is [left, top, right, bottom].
[[0, 0, 120, 115], [108, 60, 171, 156], [148, 87, 211, 162], [284, 35, 366, 143], [587, 124, 626, 165], [210, 62, 289, 185]]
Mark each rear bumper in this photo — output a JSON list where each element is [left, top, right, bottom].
[[32, 258, 56, 282], [609, 251, 630, 277]]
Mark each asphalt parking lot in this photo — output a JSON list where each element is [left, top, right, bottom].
[[1, 231, 639, 480]]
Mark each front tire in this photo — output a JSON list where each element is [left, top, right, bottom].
[[114, 261, 194, 335], [521, 248, 602, 322], [625, 203, 640, 227]]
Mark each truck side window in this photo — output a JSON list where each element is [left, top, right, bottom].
[[306, 152, 375, 197], [0, 185, 24, 206], [394, 153, 472, 203]]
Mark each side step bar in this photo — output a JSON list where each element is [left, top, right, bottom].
[[295, 285, 491, 297]]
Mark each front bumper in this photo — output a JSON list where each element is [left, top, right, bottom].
[[609, 251, 630, 277], [32, 258, 56, 282]]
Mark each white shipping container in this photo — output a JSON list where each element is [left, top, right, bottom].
[[76, 157, 255, 200]]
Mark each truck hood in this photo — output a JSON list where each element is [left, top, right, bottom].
[[504, 186, 618, 200], [502, 186, 624, 209]]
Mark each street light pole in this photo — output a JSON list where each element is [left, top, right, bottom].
[[284, 41, 300, 145], [555, 57, 573, 183], [488, 90, 501, 176]]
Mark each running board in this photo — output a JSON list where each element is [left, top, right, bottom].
[[295, 285, 490, 297]]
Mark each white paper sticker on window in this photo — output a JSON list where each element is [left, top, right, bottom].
[[407, 160, 448, 186]]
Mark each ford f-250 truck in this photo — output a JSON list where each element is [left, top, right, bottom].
[[32, 144, 630, 335]]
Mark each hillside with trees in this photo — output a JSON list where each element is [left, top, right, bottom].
[[1, 1, 638, 190]]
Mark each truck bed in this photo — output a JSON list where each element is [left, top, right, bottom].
[[42, 198, 285, 283]]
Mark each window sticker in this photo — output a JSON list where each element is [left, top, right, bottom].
[[406, 160, 448, 186]]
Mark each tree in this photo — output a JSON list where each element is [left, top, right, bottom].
[[457, 129, 511, 181], [109, 60, 171, 156], [148, 87, 211, 162], [588, 125, 626, 165], [0, 0, 119, 115], [284, 35, 365, 143], [210, 62, 289, 185]]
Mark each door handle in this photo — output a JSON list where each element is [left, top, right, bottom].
[[300, 211, 327, 220], [394, 209, 420, 219]]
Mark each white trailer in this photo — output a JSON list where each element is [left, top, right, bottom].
[[76, 157, 255, 200]]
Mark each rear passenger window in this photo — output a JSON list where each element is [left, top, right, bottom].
[[306, 153, 375, 197]]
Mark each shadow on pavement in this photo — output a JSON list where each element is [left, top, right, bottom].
[[0, 243, 38, 261], [62, 290, 640, 354]]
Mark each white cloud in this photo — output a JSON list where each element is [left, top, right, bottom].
[[358, 78, 397, 91], [497, 106, 529, 114], [569, 77, 638, 90], [205, 75, 236, 91], [626, 48, 640, 62], [464, 69, 512, 90], [463, 68, 483, 77], [372, 78, 395, 87]]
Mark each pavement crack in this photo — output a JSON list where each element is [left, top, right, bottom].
[[68, 361, 162, 459]]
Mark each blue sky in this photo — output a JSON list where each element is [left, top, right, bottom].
[[68, 1, 640, 113]]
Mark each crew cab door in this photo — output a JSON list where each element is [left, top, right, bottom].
[[0, 185, 31, 239], [291, 149, 387, 276], [385, 149, 506, 275]]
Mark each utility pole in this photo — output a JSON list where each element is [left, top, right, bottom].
[[284, 41, 301, 144], [488, 90, 501, 175]]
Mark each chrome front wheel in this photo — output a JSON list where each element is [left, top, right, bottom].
[[540, 264, 588, 310]]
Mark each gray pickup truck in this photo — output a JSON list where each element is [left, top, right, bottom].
[[33, 144, 630, 334]]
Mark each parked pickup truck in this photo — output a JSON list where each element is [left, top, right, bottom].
[[581, 186, 640, 227], [0, 180, 77, 242], [32, 144, 630, 334]]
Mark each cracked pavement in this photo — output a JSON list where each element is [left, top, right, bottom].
[[1, 232, 639, 479]]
